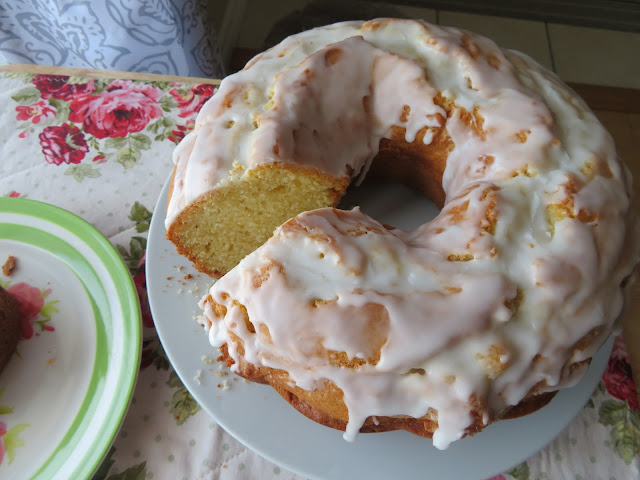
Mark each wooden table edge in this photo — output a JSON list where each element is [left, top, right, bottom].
[[0, 64, 221, 85]]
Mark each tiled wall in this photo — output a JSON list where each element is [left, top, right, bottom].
[[231, 1, 640, 89]]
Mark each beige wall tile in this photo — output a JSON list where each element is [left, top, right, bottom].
[[438, 11, 553, 70], [236, 1, 435, 50], [392, 5, 436, 23], [548, 24, 640, 89], [236, 0, 310, 49]]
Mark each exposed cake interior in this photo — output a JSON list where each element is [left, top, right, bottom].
[[167, 164, 348, 277]]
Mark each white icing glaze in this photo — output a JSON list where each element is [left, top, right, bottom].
[[180, 19, 639, 449]]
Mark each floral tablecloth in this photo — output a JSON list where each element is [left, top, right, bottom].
[[0, 67, 638, 480]]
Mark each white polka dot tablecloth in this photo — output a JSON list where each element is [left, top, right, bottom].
[[0, 67, 637, 480]]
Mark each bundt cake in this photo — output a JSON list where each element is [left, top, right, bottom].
[[166, 19, 640, 448], [0, 286, 21, 374]]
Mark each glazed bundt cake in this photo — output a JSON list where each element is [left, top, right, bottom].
[[166, 19, 640, 448]]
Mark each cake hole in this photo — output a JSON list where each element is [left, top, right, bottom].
[[339, 178, 439, 231]]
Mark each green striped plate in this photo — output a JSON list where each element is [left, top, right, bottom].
[[0, 197, 140, 479]]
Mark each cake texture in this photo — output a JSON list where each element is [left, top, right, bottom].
[[0, 286, 21, 374], [166, 19, 640, 449]]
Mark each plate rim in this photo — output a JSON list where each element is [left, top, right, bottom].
[[0, 197, 142, 480]]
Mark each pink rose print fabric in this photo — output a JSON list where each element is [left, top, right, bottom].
[[603, 336, 639, 411], [68, 80, 163, 139], [32, 74, 96, 100], [15, 100, 55, 124], [39, 124, 89, 165], [168, 119, 195, 144], [169, 84, 215, 118], [11, 74, 216, 179]]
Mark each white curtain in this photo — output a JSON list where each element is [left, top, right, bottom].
[[0, 0, 225, 77]]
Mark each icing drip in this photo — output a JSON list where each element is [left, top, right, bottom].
[[182, 19, 639, 449]]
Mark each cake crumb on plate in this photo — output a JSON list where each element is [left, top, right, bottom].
[[2, 255, 16, 276]]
